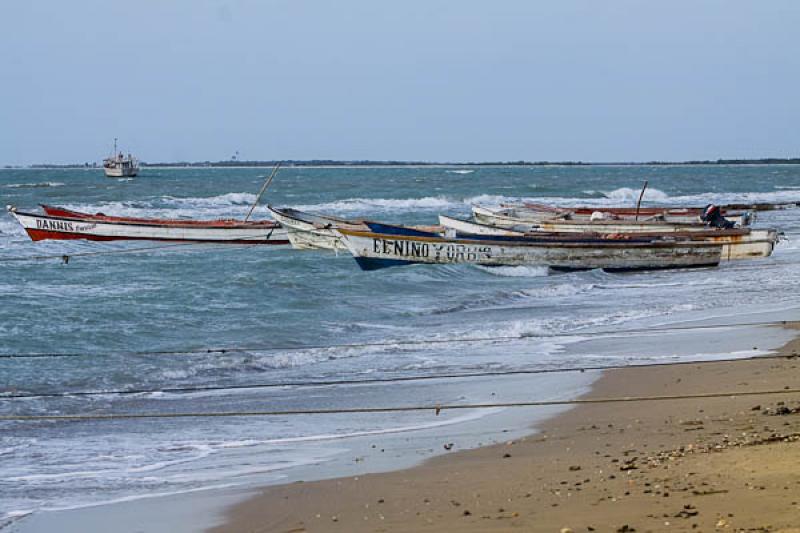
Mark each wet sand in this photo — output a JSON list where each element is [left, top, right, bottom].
[[212, 327, 800, 533]]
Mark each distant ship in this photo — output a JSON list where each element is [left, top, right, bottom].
[[103, 138, 139, 178]]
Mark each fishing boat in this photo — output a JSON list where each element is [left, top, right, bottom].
[[472, 205, 746, 233], [498, 202, 754, 225], [103, 138, 139, 178], [266, 206, 443, 251], [8, 205, 288, 244], [439, 215, 779, 261], [266, 206, 366, 250], [337, 222, 724, 271]]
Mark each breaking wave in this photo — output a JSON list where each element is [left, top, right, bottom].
[[4, 182, 65, 189], [601, 187, 670, 202], [161, 192, 257, 208], [292, 196, 462, 214], [30, 187, 800, 223]]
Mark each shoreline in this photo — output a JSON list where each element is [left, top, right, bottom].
[[213, 324, 800, 532]]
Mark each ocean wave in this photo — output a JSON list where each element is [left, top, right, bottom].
[[664, 189, 800, 206], [488, 188, 800, 209], [291, 194, 517, 214], [154, 343, 382, 382], [292, 196, 458, 213], [43, 195, 266, 223], [4, 182, 65, 189], [601, 187, 670, 202], [446, 169, 475, 174], [32, 188, 799, 227], [161, 192, 257, 208]]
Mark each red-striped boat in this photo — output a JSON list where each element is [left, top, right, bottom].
[[7, 205, 289, 244]]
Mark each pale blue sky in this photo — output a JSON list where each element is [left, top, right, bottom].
[[1, 0, 798, 165]]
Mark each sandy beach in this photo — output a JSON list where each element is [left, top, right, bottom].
[[213, 326, 800, 533]]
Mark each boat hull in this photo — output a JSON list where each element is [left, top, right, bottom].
[[9, 210, 289, 244], [103, 166, 138, 178], [502, 202, 754, 225], [439, 215, 779, 261], [266, 206, 351, 250], [338, 228, 723, 271], [472, 206, 744, 233]]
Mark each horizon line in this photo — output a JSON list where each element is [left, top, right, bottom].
[[6, 156, 800, 169]]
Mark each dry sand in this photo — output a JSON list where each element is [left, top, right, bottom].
[[212, 327, 800, 533]]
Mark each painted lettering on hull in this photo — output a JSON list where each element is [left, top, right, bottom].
[[35, 219, 75, 232], [371, 238, 491, 262], [34, 219, 97, 233], [373, 238, 430, 258]]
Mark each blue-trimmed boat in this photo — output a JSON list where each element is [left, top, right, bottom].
[[337, 222, 725, 271]]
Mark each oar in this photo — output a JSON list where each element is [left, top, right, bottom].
[[634, 180, 649, 221], [244, 162, 281, 222]]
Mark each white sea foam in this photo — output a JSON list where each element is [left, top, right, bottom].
[[601, 187, 670, 202], [216, 408, 501, 447], [446, 169, 475, 174], [292, 196, 458, 213], [4, 451, 215, 482], [4, 181, 65, 189], [161, 192, 257, 208], [31, 188, 799, 228], [272, 187, 800, 217], [39, 482, 242, 514], [474, 265, 550, 278]]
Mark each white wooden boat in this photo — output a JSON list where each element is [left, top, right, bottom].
[[338, 222, 723, 271], [498, 202, 754, 225], [267, 206, 443, 251], [8, 206, 288, 244], [439, 215, 778, 261], [472, 205, 746, 233], [266, 206, 365, 250]]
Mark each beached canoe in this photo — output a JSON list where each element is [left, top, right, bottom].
[[338, 222, 724, 271], [8, 206, 289, 244], [439, 215, 779, 261], [266, 206, 365, 250], [267, 206, 443, 251], [498, 202, 754, 225], [472, 205, 746, 233]]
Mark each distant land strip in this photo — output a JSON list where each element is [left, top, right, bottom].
[[11, 157, 800, 169]]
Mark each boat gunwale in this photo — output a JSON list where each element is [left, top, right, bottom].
[[266, 205, 366, 229], [336, 228, 727, 250], [438, 215, 778, 243], [472, 205, 729, 228], [23, 209, 279, 229]]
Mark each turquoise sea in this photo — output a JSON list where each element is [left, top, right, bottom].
[[2, 165, 800, 526]]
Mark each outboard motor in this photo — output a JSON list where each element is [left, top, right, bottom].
[[701, 204, 735, 229]]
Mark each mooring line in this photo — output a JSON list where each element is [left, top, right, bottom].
[[0, 319, 792, 360], [0, 241, 214, 262], [3, 387, 799, 422], [2, 351, 797, 401], [0, 229, 288, 263]]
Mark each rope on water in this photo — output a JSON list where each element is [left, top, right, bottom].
[[2, 351, 798, 401], [0, 229, 288, 263], [0, 319, 792, 360], [0, 241, 236, 263], [3, 387, 799, 422]]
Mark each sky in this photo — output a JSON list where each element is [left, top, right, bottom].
[[1, 0, 799, 165]]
